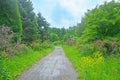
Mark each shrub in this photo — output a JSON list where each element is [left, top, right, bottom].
[[63, 45, 120, 80], [41, 40, 53, 49], [65, 38, 76, 46], [94, 39, 120, 55], [0, 52, 11, 80], [77, 43, 94, 56], [0, 25, 27, 56], [80, 51, 104, 68], [0, 25, 15, 55], [53, 40, 62, 45], [8, 43, 28, 56], [31, 40, 53, 50], [31, 41, 42, 50]]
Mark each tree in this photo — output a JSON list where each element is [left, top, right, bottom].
[[48, 27, 67, 42], [59, 28, 66, 40], [0, 0, 22, 41], [18, 0, 39, 43], [50, 33, 59, 42], [76, 18, 86, 37], [81, 0, 120, 42], [37, 12, 49, 42]]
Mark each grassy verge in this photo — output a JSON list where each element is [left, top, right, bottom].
[[6, 47, 54, 80], [63, 45, 120, 80]]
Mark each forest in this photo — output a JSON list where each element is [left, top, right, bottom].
[[0, 0, 120, 80]]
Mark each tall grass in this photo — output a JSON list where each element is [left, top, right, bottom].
[[6, 47, 54, 80], [63, 45, 120, 80]]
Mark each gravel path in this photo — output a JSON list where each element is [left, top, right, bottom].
[[18, 47, 77, 80]]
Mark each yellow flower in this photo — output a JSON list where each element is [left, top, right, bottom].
[[80, 51, 104, 68]]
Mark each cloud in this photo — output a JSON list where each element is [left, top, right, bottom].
[[58, 0, 114, 17], [32, 0, 118, 28], [57, 0, 115, 27], [32, 0, 58, 23], [59, 0, 87, 17]]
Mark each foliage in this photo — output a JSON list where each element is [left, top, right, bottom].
[[48, 27, 66, 42], [7, 47, 54, 80], [75, 18, 86, 37], [64, 27, 77, 41], [37, 12, 49, 42], [0, 25, 28, 56], [50, 33, 59, 42], [0, 52, 11, 80], [0, 25, 15, 54], [77, 43, 94, 56], [80, 51, 104, 68], [94, 38, 120, 55], [65, 38, 76, 46], [0, 0, 22, 41], [31, 40, 53, 50], [18, 0, 39, 43], [81, 1, 120, 42], [41, 40, 53, 48], [1, 0, 120, 80], [53, 40, 62, 45], [63, 45, 120, 80]]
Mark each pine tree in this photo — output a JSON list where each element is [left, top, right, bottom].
[[37, 12, 49, 42], [18, 0, 39, 43], [0, 0, 22, 41]]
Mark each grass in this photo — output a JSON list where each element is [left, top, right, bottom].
[[6, 47, 54, 80], [63, 45, 120, 80]]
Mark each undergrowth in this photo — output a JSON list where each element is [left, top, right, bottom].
[[63, 45, 120, 80], [0, 47, 54, 80]]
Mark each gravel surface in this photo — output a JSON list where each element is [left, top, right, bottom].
[[18, 47, 77, 80]]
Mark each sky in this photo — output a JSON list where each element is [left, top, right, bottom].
[[31, 0, 116, 28]]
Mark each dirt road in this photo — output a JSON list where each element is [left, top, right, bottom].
[[18, 47, 77, 80]]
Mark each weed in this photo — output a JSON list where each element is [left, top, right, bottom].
[[63, 45, 120, 80]]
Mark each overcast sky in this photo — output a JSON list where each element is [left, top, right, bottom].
[[32, 0, 116, 28]]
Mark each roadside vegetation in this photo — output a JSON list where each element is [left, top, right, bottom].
[[0, 0, 53, 80], [63, 45, 120, 80], [0, 0, 120, 80], [8, 47, 53, 80], [1, 46, 54, 80], [62, 1, 120, 80]]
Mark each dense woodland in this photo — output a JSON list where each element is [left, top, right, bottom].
[[0, 0, 120, 80]]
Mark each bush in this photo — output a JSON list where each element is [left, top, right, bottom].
[[0, 25, 28, 56], [0, 25, 14, 51], [31, 41, 42, 50], [63, 45, 120, 80], [8, 43, 28, 56], [65, 38, 76, 46], [0, 25, 15, 56], [53, 40, 62, 45], [41, 40, 53, 49], [0, 52, 11, 80], [94, 38, 120, 55], [80, 51, 104, 68], [31, 40, 53, 50], [77, 43, 94, 56]]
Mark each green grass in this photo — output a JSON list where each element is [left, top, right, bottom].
[[6, 47, 54, 80], [63, 45, 120, 80]]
